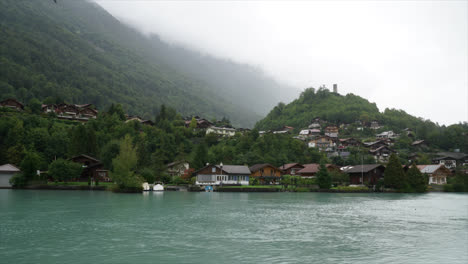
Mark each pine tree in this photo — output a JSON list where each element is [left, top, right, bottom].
[[407, 163, 427, 192], [316, 161, 332, 189], [384, 153, 407, 190]]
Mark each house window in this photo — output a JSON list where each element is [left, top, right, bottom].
[[212, 167, 216, 173]]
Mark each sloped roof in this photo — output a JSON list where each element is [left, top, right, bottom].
[[0, 164, 20, 172], [279, 163, 304, 171], [435, 152, 468, 160], [417, 164, 447, 174], [343, 164, 384, 173], [412, 140, 425, 145], [249, 164, 279, 172], [70, 154, 100, 163], [297, 164, 336, 174], [221, 165, 251, 174]]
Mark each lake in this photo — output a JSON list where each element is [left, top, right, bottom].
[[0, 190, 467, 264]]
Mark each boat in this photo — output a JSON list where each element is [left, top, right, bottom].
[[142, 182, 150, 191], [153, 184, 164, 191]]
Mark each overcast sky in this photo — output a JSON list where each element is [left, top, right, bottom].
[[96, 0, 467, 125]]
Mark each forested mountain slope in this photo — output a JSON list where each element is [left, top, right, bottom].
[[0, 0, 293, 127], [255, 87, 468, 152]]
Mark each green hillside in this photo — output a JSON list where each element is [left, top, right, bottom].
[[0, 0, 292, 127], [255, 87, 468, 152]]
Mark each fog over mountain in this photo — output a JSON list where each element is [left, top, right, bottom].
[[96, 0, 467, 125]]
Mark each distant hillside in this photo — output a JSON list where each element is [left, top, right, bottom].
[[0, 0, 293, 127], [255, 87, 468, 152]]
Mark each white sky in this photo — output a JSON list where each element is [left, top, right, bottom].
[[96, 0, 468, 125]]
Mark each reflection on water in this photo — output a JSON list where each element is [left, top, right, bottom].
[[0, 190, 467, 264]]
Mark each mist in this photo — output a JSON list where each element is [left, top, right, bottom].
[[96, 0, 467, 125]]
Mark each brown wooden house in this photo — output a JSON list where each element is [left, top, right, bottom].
[[279, 163, 305, 176], [249, 164, 282, 184], [297, 164, 340, 178], [70, 155, 109, 182], [343, 164, 385, 185], [0, 99, 24, 111]]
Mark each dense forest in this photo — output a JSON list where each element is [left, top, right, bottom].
[[0, 0, 294, 128], [255, 87, 468, 153]]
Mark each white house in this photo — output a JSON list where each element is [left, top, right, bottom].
[[195, 164, 250, 186], [0, 164, 20, 188], [206, 126, 236, 137]]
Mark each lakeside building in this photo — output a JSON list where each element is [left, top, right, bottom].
[[342, 164, 385, 185], [432, 152, 468, 170], [0, 164, 20, 188], [279, 163, 305, 176], [166, 161, 190, 178], [195, 164, 250, 186], [297, 164, 340, 178], [249, 164, 282, 184], [70, 155, 109, 182], [417, 164, 451, 185]]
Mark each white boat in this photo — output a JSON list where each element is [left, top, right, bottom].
[[142, 182, 150, 191], [153, 184, 164, 191]]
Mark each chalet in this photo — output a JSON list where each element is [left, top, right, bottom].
[[282, 126, 294, 132], [417, 164, 451, 185], [376, 131, 398, 139], [206, 126, 236, 137], [70, 155, 109, 182], [324, 126, 339, 138], [411, 140, 428, 150], [195, 164, 250, 186], [236, 128, 251, 135], [166, 161, 190, 178], [249, 164, 282, 184], [0, 99, 24, 111], [308, 136, 336, 151], [343, 164, 385, 185], [125, 116, 154, 126], [339, 138, 362, 148], [364, 140, 389, 149], [279, 163, 305, 176], [55, 103, 98, 121], [184, 116, 213, 129], [0, 164, 20, 188], [42, 104, 57, 113], [297, 164, 340, 178], [308, 122, 321, 129], [369, 146, 396, 162], [432, 152, 468, 170], [79, 108, 98, 119], [403, 128, 415, 138], [370, 121, 381, 130]]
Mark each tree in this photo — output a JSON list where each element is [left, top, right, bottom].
[[48, 159, 82, 182], [192, 143, 208, 169], [406, 163, 427, 192], [189, 117, 197, 129], [110, 135, 143, 190], [384, 153, 407, 190], [19, 151, 42, 182], [27, 98, 42, 114], [316, 161, 332, 189]]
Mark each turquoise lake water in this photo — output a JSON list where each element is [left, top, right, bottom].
[[1, 190, 467, 264]]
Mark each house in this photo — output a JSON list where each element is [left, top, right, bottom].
[[308, 136, 336, 150], [184, 116, 213, 129], [249, 164, 282, 184], [432, 152, 468, 170], [369, 146, 396, 162], [125, 116, 154, 126], [282, 126, 294, 132], [55, 103, 98, 121], [411, 140, 428, 150], [339, 138, 362, 148], [42, 104, 57, 114], [324, 126, 339, 138], [279, 163, 305, 175], [206, 126, 236, 137], [308, 122, 321, 129], [166, 161, 190, 178], [0, 164, 20, 188], [364, 140, 389, 149], [343, 164, 385, 185], [370, 121, 381, 130], [0, 99, 24, 111], [403, 128, 415, 138], [376, 131, 398, 139], [70, 155, 109, 182], [297, 164, 340, 178], [417, 164, 451, 185], [195, 164, 250, 186]]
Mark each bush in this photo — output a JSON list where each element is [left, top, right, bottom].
[[295, 187, 310, 192], [9, 173, 27, 187], [48, 159, 83, 182], [171, 176, 188, 185]]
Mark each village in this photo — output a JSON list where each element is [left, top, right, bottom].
[[0, 98, 467, 192]]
